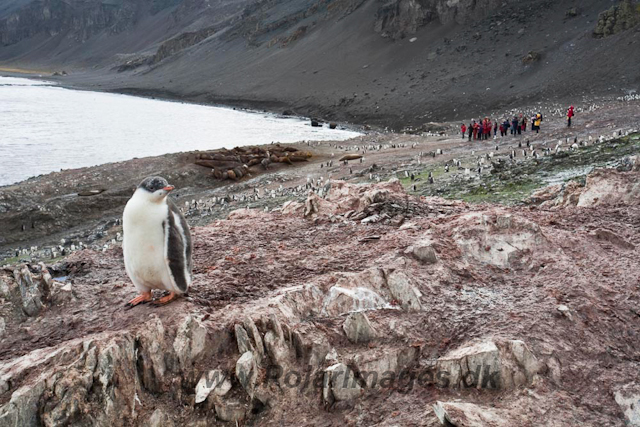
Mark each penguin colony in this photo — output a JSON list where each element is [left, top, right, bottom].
[[3, 126, 637, 267]]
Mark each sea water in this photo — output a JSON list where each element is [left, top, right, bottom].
[[0, 77, 360, 186]]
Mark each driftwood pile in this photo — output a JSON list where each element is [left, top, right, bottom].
[[195, 145, 312, 180]]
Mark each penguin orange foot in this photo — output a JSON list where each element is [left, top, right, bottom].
[[125, 291, 152, 308], [153, 292, 179, 306]]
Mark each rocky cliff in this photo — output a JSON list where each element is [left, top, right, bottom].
[[373, 0, 515, 39]]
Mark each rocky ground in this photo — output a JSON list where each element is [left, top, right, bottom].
[[0, 100, 640, 426]]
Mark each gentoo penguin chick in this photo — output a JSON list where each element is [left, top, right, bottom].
[[123, 176, 192, 307]]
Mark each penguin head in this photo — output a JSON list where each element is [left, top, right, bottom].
[[137, 176, 174, 203]]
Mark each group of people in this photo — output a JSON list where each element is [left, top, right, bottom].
[[460, 106, 575, 141], [461, 112, 546, 141]]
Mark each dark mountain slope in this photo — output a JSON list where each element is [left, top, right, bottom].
[[1, 0, 639, 128]]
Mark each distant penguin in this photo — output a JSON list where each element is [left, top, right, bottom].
[[123, 177, 192, 307]]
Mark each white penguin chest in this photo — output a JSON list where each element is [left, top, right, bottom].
[[122, 194, 171, 288]]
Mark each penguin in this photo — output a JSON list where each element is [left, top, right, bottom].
[[123, 176, 192, 307]]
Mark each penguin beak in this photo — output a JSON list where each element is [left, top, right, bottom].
[[163, 185, 175, 192]]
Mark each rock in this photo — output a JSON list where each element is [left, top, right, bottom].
[[0, 380, 46, 426], [242, 317, 265, 363], [594, 0, 640, 38], [263, 323, 295, 382], [323, 363, 362, 403], [436, 339, 541, 390], [136, 316, 167, 392], [323, 285, 389, 316], [342, 312, 377, 343], [385, 270, 422, 311], [412, 242, 437, 264], [173, 315, 207, 371], [566, 7, 578, 18], [354, 347, 418, 388], [614, 383, 640, 426], [522, 51, 541, 64], [195, 369, 229, 404], [577, 169, 640, 207], [433, 401, 510, 427], [148, 408, 174, 427], [235, 351, 258, 397], [13, 265, 45, 316], [556, 304, 572, 320], [235, 324, 253, 355], [290, 325, 331, 370], [214, 399, 248, 422], [589, 228, 635, 250], [0, 317, 5, 337], [329, 122, 337, 129], [51, 282, 76, 305], [92, 335, 139, 424]]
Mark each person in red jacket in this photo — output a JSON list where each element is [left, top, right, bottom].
[[461, 123, 467, 139], [567, 106, 574, 127], [472, 121, 479, 140]]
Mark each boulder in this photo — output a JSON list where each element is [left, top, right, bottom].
[[385, 270, 422, 311], [173, 315, 207, 371], [13, 265, 46, 316], [454, 212, 544, 268], [195, 369, 229, 404], [436, 339, 541, 390], [290, 325, 331, 371], [235, 324, 253, 355], [323, 285, 389, 316], [0, 380, 46, 427], [50, 282, 76, 305], [323, 363, 362, 403], [433, 401, 510, 427], [342, 312, 377, 343], [354, 347, 418, 388], [242, 317, 265, 363], [214, 399, 248, 422], [136, 316, 167, 392], [577, 169, 640, 207], [589, 228, 635, 250], [235, 352, 258, 397], [412, 242, 438, 264]]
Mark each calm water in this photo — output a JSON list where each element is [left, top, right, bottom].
[[0, 77, 360, 186]]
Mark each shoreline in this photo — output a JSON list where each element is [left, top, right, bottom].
[[0, 69, 371, 134]]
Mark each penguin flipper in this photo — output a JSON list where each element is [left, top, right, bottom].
[[165, 200, 193, 294]]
